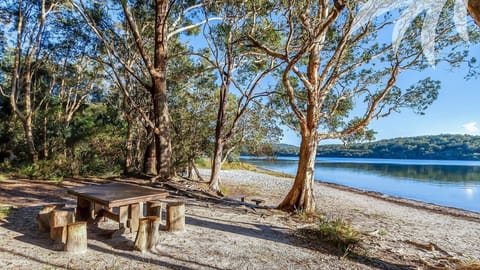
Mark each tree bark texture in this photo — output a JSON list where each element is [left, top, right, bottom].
[[277, 134, 317, 214], [209, 78, 230, 193], [152, 0, 173, 180], [125, 113, 134, 174], [144, 138, 157, 175], [209, 136, 224, 193], [469, 0, 480, 26]]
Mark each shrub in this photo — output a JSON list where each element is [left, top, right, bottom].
[[296, 218, 361, 256]]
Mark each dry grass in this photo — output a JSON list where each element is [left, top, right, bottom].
[[297, 218, 361, 255], [457, 261, 480, 270]]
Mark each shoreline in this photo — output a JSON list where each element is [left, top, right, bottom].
[[316, 180, 480, 223], [206, 168, 480, 262], [241, 162, 480, 217]]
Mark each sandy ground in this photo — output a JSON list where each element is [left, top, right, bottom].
[[0, 169, 479, 270]]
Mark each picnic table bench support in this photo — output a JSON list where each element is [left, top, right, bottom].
[[118, 203, 140, 233], [76, 197, 91, 221], [146, 201, 163, 218]]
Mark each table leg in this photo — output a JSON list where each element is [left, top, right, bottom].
[[119, 205, 129, 231], [129, 203, 140, 233], [76, 197, 90, 221]]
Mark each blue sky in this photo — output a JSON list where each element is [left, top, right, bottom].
[[281, 44, 480, 146]]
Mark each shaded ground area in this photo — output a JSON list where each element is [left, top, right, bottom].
[[0, 171, 479, 269]]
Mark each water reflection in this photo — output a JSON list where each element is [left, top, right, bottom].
[[241, 157, 480, 213], [315, 162, 480, 184]]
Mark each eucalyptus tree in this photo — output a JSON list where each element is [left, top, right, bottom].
[[72, 0, 221, 180], [0, 0, 64, 163], [201, 2, 280, 193], [168, 44, 217, 178], [248, 0, 476, 214]]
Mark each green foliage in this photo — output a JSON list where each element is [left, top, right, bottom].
[[0, 205, 13, 219], [194, 158, 211, 169], [17, 159, 65, 182], [317, 134, 480, 160]]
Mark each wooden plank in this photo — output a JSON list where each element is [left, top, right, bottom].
[[67, 183, 168, 208], [118, 205, 128, 231], [94, 209, 119, 223], [129, 203, 140, 233]]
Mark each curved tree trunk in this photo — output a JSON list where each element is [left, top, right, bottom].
[[468, 0, 480, 26], [277, 133, 317, 215], [209, 78, 229, 194]]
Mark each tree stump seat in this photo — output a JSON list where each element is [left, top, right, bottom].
[[64, 221, 88, 254], [251, 198, 265, 206], [50, 207, 76, 243], [134, 216, 161, 253], [166, 200, 186, 232], [36, 203, 66, 232]]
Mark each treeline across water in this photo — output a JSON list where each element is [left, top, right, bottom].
[[270, 135, 480, 160]]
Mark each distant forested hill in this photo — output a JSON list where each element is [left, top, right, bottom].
[[271, 135, 480, 160]]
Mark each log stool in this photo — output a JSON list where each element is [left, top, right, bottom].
[[166, 200, 185, 232], [64, 221, 88, 254], [36, 203, 65, 232], [50, 208, 75, 243], [134, 216, 161, 253]]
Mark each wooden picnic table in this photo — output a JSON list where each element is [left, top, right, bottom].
[[67, 182, 168, 233]]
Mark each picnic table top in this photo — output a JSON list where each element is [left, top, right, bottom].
[[67, 182, 168, 208]]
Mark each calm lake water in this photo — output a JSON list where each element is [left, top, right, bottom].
[[240, 156, 480, 213]]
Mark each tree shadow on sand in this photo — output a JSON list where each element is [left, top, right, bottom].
[[184, 213, 416, 270]]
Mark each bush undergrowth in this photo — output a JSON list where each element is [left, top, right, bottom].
[[297, 217, 361, 256]]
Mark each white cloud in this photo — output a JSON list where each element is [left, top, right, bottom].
[[463, 122, 479, 133]]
